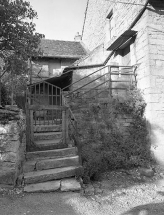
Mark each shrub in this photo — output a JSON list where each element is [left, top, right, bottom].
[[77, 87, 151, 182], [0, 83, 10, 107]]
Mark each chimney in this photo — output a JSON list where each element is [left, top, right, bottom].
[[74, 32, 82, 42]]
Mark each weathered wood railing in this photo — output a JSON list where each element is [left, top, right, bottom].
[[62, 94, 82, 164]]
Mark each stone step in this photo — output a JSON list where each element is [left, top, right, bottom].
[[24, 166, 80, 184], [34, 120, 62, 125], [36, 156, 79, 171], [34, 132, 62, 141], [23, 156, 79, 173], [34, 124, 62, 133], [24, 178, 81, 193], [34, 139, 65, 151], [26, 147, 77, 161]]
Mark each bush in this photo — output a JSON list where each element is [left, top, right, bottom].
[[77, 87, 151, 182], [0, 83, 10, 107]]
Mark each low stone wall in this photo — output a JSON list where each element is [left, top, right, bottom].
[[0, 106, 26, 186]]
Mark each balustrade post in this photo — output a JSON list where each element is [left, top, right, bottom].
[[62, 107, 69, 146]]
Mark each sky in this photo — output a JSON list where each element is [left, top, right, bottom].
[[28, 0, 88, 41]]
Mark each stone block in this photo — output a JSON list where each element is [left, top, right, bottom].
[[0, 161, 16, 169], [1, 152, 17, 163], [61, 178, 81, 191], [23, 161, 36, 173], [24, 166, 77, 184], [0, 139, 20, 153], [0, 168, 16, 185], [24, 180, 61, 193]]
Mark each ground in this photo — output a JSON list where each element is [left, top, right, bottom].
[[1, 166, 164, 215]]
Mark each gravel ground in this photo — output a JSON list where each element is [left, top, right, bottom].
[[1, 165, 164, 215]]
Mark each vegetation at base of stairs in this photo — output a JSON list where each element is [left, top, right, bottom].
[[75, 87, 152, 183], [0, 83, 11, 107]]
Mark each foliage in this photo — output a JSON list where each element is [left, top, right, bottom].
[[0, 82, 10, 107], [0, 0, 44, 105], [76, 88, 151, 183], [0, 0, 44, 76]]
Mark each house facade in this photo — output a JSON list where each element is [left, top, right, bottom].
[[29, 38, 87, 107], [75, 0, 164, 147], [31, 38, 87, 85]]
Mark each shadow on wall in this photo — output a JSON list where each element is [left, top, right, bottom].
[[122, 201, 164, 215]]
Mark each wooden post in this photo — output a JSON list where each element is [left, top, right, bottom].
[[62, 107, 69, 146], [26, 105, 30, 151], [62, 108, 66, 145], [30, 109, 34, 144]]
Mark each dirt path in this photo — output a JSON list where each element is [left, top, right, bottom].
[[1, 166, 164, 215]]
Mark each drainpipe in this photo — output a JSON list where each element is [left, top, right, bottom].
[[81, 0, 89, 39], [64, 0, 149, 72]]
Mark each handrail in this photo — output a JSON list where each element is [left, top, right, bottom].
[[62, 65, 135, 94], [80, 78, 109, 98], [65, 71, 109, 97], [62, 65, 108, 91], [62, 65, 133, 78], [67, 106, 82, 165], [68, 106, 77, 123]]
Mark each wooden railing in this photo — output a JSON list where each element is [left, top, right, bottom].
[[62, 94, 82, 164]]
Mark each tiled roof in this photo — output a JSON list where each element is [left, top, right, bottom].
[[39, 39, 87, 59]]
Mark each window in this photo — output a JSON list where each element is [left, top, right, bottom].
[[107, 10, 114, 40]]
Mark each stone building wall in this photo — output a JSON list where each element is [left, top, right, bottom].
[[0, 106, 26, 186], [145, 2, 164, 147], [74, 0, 164, 149], [74, 0, 149, 94], [82, 0, 146, 51]]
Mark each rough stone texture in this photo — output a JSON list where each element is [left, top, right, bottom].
[[0, 107, 26, 186], [24, 180, 60, 193], [60, 178, 81, 191], [34, 124, 62, 133], [26, 147, 77, 161], [23, 161, 36, 173], [24, 166, 79, 184], [36, 156, 79, 171], [82, 0, 146, 51], [34, 132, 62, 141], [75, 0, 164, 150]]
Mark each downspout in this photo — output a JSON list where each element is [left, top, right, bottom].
[[81, 0, 89, 39], [64, 0, 149, 72]]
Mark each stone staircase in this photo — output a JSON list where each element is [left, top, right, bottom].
[[19, 123, 82, 193]]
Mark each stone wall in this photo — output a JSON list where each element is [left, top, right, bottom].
[[145, 1, 164, 148], [0, 106, 26, 186], [76, 0, 164, 150], [82, 0, 146, 51]]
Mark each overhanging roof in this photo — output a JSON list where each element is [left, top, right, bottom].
[[107, 30, 137, 51]]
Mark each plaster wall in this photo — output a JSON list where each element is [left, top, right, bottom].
[[32, 58, 76, 83]]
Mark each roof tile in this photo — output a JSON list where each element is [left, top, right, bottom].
[[39, 39, 87, 58]]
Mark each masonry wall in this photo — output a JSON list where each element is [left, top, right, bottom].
[[0, 106, 26, 186], [82, 0, 147, 51], [145, 2, 164, 148], [75, 0, 149, 94], [75, 0, 164, 150]]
